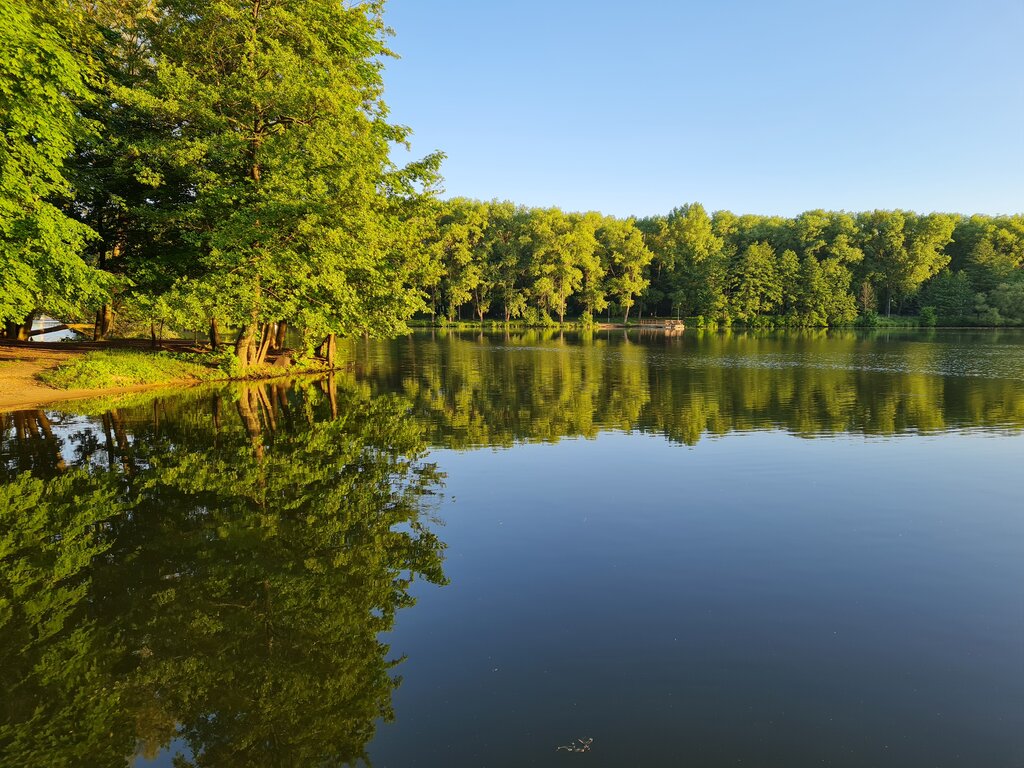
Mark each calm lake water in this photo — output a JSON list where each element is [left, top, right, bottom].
[[2, 329, 1023, 767]]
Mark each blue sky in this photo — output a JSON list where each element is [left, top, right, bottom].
[[381, 0, 1024, 219]]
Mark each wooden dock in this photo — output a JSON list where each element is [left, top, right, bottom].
[[596, 319, 686, 332], [636, 318, 686, 332]]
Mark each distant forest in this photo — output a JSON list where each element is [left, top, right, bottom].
[[3, 1, 1023, 371], [416, 200, 1024, 328]]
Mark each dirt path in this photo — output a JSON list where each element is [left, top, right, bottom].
[[0, 340, 201, 412]]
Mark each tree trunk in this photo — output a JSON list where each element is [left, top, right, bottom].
[[324, 333, 336, 367], [6, 312, 37, 340], [93, 304, 114, 341], [209, 318, 221, 350], [316, 334, 337, 367], [623, 303, 631, 324], [236, 388, 264, 458], [315, 333, 339, 366], [254, 384, 276, 431], [150, 321, 158, 349], [254, 323, 273, 366], [235, 323, 257, 369], [212, 395, 222, 433], [274, 320, 287, 350], [326, 373, 338, 419]]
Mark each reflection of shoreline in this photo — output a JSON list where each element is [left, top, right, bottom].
[[5, 330, 1024, 442], [0, 380, 447, 767], [346, 331, 1024, 445]]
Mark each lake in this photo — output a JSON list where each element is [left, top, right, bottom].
[[2, 329, 1023, 767]]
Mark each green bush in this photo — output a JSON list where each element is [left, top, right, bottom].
[[855, 311, 880, 328]]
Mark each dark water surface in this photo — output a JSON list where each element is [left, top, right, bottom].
[[2, 329, 1023, 767]]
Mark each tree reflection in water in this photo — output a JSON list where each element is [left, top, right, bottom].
[[343, 329, 1024, 447], [3, 329, 1024, 765], [0, 377, 447, 767]]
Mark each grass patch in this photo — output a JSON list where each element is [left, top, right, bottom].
[[38, 350, 222, 390]]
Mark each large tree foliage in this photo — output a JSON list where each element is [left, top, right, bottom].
[[120, 0, 440, 364], [856, 210, 956, 315], [0, 0, 111, 333], [596, 217, 654, 323]]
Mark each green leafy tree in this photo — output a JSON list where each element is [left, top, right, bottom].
[[126, 0, 442, 366], [777, 248, 801, 317], [634, 215, 670, 314], [597, 217, 653, 322], [573, 212, 605, 322], [729, 241, 781, 321], [959, 217, 1024, 293], [797, 253, 829, 325], [819, 258, 858, 323], [982, 273, 1024, 323], [921, 270, 975, 319], [857, 211, 955, 314], [527, 208, 587, 323], [486, 202, 531, 322], [662, 203, 725, 316], [0, 0, 112, 335], [434, 199, 487, 321]]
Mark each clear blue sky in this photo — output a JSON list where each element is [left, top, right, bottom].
[[381, 0, 1024, 219]]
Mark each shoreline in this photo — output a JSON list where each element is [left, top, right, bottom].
[[0, 340, 333, 413], [3, 324, 1022, 412], [0, 342, 204, 413]]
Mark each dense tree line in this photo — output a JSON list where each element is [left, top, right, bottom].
[[2, 2, 1023, 371], [423, 201, 1024, 328], [419, 199, 654, 324]]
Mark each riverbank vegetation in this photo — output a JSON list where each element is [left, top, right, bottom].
[[38, 350, 209, 389], [2, 0, 442, 371], [3, 1, 1022, 375]]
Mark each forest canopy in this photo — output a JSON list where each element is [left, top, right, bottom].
[[2, 0, 1023, 369]]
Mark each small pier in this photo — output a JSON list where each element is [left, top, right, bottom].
[[636, 318, 686, 333]]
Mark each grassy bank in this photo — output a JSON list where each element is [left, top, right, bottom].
[[37, 350, 223, 389], [36, 347, 340, 391]]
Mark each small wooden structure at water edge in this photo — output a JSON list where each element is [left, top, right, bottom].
[[636, 318, 686, 333]]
